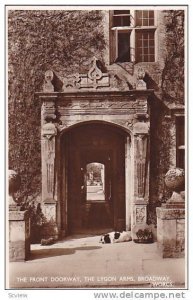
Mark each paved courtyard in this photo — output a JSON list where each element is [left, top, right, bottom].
[[9, 234, 185, 289], [87, 185, 105, 201]]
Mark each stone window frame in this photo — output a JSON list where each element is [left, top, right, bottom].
[[109, 9, 158, 64]]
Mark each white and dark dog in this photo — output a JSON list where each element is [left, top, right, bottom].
[[100, 231, 132, 244]]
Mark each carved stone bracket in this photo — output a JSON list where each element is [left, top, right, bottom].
[[63, 57, 110, 90], [41, 98, 57, 123], [42, 122, 57, 140]]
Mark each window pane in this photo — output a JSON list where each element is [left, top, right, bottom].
[[135, 11, 142, 26], [149, 47, 155, 54], [149, 18, 154, 26], [136, 30, 155, 62], [149, 39, 154, 46], [143, 11, 148, 18], [136, 10, 154, 26], [149, 11, 154, 18], [113, 15, 130, 26], [149, 54, 155, 62], [116, 32, 130, 62], [144, 48, 149, 55], [143, 19, 149, 26], [149, 31, 154, 39], [122, 16, 130, 26], [143, 32, 149, 39], [143, 55, 148, 62], [114, 10, 130, 15]]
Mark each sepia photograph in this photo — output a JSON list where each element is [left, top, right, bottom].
[[6, 5, 187, 291]]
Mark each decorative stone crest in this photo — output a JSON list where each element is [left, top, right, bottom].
[[62, 56, 110, 90], [43, 70, 54, 92], [88, 56, 103, 88]]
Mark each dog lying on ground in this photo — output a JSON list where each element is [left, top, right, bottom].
[[99, 231, 132, 244], [41, 237, 56, 246]]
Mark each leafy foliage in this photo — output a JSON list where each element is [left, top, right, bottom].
[[161, 10, 184, 103], [8, 10, 106, 203]]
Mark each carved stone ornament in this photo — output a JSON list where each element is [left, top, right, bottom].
[[88, 56, 103, 88], [42, 122, 57, 140], [136, 206, 146, 224], [136, 68, 147, 90], [63, 73, 81, 89], [62, 56, 110, 90], [43, 70, 54, 92], [165, 168, 185, 192], [136, 135, 148, 198]]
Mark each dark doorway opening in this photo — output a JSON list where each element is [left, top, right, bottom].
[[62, 123, 127, 234]]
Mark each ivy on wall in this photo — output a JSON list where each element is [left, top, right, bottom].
[[8, 10, 106, 203], [161, 10, 184, 104], [8, 9, 185, 228]]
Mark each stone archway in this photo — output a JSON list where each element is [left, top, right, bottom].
[[37, 58, 153, 238], [60, 122, 129, 234]]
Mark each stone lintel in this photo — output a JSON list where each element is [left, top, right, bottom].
[[9, 210, 29, 221], [38, 95, 58, 102], [156, 207, 185, 220], [36, 89, 154, 100]]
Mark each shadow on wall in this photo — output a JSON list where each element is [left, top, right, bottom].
[[30, 246, 102, 260], [144, 73, 159, 91]]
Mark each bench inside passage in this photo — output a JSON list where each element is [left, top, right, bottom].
[[100, 231, 132, 244]]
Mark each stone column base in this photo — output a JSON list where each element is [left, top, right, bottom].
[[9, 210, 30, 262], [41, 199, 59, 239], [156, 206, 185, 258]]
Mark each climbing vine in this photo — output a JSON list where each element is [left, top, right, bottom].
[[161, 10, 184, 104], [8, 10, 106, 203]]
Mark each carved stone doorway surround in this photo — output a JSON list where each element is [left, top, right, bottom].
[[36, 58, 153, 238]]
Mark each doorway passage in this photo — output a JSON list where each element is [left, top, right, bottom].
[[86, 163, 105, 202], [61, 123, 129, 234]]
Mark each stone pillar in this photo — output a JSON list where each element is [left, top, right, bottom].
[[8, 170, 30, 261], [132, 122, 149, 229], [9, 210, 30, 261], [156, 168, 185, 258], [41, 121, 58, 238], [125, 136, 132, 231], [156, 207, 185, 258]]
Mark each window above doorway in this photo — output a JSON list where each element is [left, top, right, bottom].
[[109, 10, 157, 63]]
